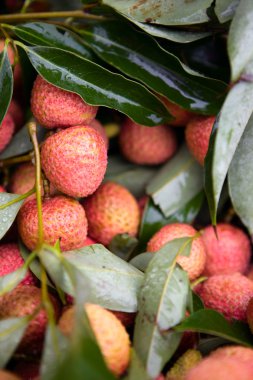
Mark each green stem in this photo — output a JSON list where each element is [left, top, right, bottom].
[[0, 152, 33, 168], [20, 0, 33, 13], [28, 122, 44, 247], [0, 187, 35, 210]]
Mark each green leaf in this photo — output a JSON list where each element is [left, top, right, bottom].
[[81, 21, 226, 114], [40, 325, 69, 380], [0, 316, 29, 367], [175, 309, 253, 347], [0, 45, 13, 126], [147, 145, 203, 217], [138, 193, 204, 251], [109, 234, 138, 261], [21, 45, 171, 126], [105, 156, 156, 198], [133, 238, 190, 378], [205, 82, 253, 224], [228, 113, 253, 233], [214, 0, 239, 23], [0, 122, 46, 159], [0, 193, 24, 240], [129, 252, 153, 272], [0, 267, 27, 296], [40, 244, 143, 312], [124, 350, 152, 380], [102, 0, 212, 25], [228, 0, 253, 81], [14, 22, 95, 61]]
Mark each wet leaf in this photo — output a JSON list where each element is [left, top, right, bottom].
[[0, 193, 24, 240], [147, 145, 203, 217], [22, 45, 171, 126], [175, 309, 253, 347], [133, 238, 190, 378], [228, 113, 253, 233], [0, 45, 13, 126]]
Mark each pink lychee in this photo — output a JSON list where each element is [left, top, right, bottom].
[[89, 119, 109, 149], [0, 113, 15, 153], [8, 99, 25, 130]]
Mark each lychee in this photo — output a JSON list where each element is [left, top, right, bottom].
[[17, 195, 88, 251], [185, 116, 215, 166], [0, 243, 36, 286], [119, 118, 177, 165], [195, 273, 253, 321], [89, 119, 109, 149], [246, 297, 253, 333], [210, 345, 253, 363], [0, 113, 15, 153], [83, 181, 140, 246], [41, 126, 107, 198], [83, 236, 97, 246], [0, 370, 21, 380], [147, 223, 206, 280], [160, 96, 193, 126], [166, 349, 202, 380], [110, 311, 136, 328], [202, 223, 251, 276], [59, 304, 130, 376], [8, 99, 25, 130], [31, 76, 98, 128], [12, 358, 40, 380], [0, 286, 60, 355]]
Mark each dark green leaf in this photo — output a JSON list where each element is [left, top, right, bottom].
[[133, 238, 190, 378], [102, 0, 212, 25], [0, 316, 29, 367], [198, 337, 233, 356], [109, 234, 138, 261], [215, 0, 239, 23], [21, 45, 171, 126], [228, 113, 253, 233], [228, 0, 253, 81], [0, 45, 13, 126], [105, 156, 156, 198], [129, 252, 153, 272], [0, 122, 46, 159], [205, 82, 253, 224], [147, 145, 203, 217], [14, 22, 95, 61], [81, 21, 226, 114], [0, 193, 24, 240], [175, 309, 253, 347]]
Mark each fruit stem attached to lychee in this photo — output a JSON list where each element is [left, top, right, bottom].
[[0, 152, 34, 168]]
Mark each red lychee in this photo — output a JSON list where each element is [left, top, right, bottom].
[[196, 273, 253, 321], [17, 195, 88, 252], [41, 125, 107, 198], [89, 119, 109, 149], [185, 116, 215, 166], [12, 359, 40, 380], [0, 113, 15, 153], [31, 76, 98, 128], [83, 181, 140, 246], [58, 303, 130, 376], [0, 243, 36, 286], [83, 236, 97, 246], [119, 118, 177, 165], [0, 186, 5, 192], [8, 99, 25, 130], [110, 310, 136, 328], [202, 224, 251, 276], [160, 96, 193, 126], [147, 223, 206, 280], [246, 297, 253, 333], [0, 286, 60, 355], [210, 345, 253, 363]]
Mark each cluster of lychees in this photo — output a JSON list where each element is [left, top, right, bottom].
[[1, 39, 253, 380]]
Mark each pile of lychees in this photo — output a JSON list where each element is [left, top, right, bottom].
[[1, 40, 253, 380]]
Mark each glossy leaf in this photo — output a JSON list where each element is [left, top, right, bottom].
[[0, 122, 46, 159], [0, 193, 24, 240], [0, 46, 13, 126], [109, 234, 138, 261], [81, 21, 226, 114], [133, 238, 190, 378], [228, 113, 253, 234], [22, 45, 171, 126], [0, 267, 27, 296], [215, 0, 239, 23], [205, 82, 253, 224], [228, 0, 253, 81], [40, 244, 143, 312], [147, 146, 203, 217], [40, 325, 69, 380], [14, 22, 95, 60], [105, 156, 156, 198], [102, 0, 212, 25], [175, 309, 253, 347], [0, 316, 29, 367]]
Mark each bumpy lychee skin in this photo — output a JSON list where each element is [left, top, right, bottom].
[[119, 118, 177, 165], [196, 273, 253, 321], [185, 116, 215, 166], [31, 76, 98, 128], [147, 223, 206, 281], [83, 181, 140, 246], [17, 195, 88, 251], [0, 243, 36, 286], [59, 304, 130, 376], [41, 126, 107, 198], [0, 286, 60, 355], [0, 113, 15, 153], [0, 370, 21, 380], [89, 119, 109, 149], [210, 345, 253, 363], [160, 97, 193, 126], [246, 297, 253, 333], [8, 99, 24, 130], [166, 349, 202, 380], [202, 223, 251, 276]]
